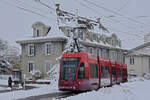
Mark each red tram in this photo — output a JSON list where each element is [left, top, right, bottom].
[[58, 52, 127, 91]]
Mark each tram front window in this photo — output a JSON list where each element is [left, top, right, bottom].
[[60, 57, 80, 80]]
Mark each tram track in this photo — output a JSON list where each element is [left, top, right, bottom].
[[17, 91, 83, 100]]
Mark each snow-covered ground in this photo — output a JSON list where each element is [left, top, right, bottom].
[[0, 79, 8, 85], [0, 83, 59, 100], [0, 76, 60, 100], [1, 64, 150, 100], [0, 64, 60, 100], [0, 87, 6, 90], [60, 78, 150, 100]]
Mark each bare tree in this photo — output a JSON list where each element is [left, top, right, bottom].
[[0, 38, 20, 68], [0, 38, 8, 55]]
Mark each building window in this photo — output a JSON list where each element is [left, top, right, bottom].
[[28, 61, 34, 72], [111, 38, 116, 46], [99, 49, 102, 57], [97, 49, 99, 56], [117, 52, 123, 62], [45, 43, 53, 55], [45, 61, 52, 72], [90, 33, 94, 41], [67, 29, 70, 37], [102, 49, 107, 58], [88, 47, 93, 54], [110, 51, 116, 61], [28, 44, 35, 56], [93, 48, 97, 55], [78, 30, 84, 40], [130, 57, 134, 65], [36, 28, 43, 37], [149, 58, 150, 73]]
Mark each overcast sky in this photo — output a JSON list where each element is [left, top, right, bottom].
[[0, 0, 150, 49]]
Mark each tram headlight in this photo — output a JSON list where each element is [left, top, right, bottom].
[[73, 86, 76, 89]]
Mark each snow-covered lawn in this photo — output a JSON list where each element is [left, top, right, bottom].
[[0, 81, 59, 100], [0, 78, 8, 85], [60, 78, 150, 100], [0, 64, 60, 100]]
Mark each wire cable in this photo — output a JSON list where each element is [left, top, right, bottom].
[[34, 0, 55, 12], [0, 0, 56, 21], [73, 0, 146, 38], [13, 0, 51, 14], [73, 0, 135, 30], [116, 0, 132, 12], [84, 0, 150, 27]]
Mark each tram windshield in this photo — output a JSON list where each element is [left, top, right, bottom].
[[60, 57, 80, 80]]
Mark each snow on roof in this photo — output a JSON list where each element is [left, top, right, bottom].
[[127, 50, 150, 56], [80, 39, 127, 51], [16, 22, 68, 43], [47, 21, 66, 38]]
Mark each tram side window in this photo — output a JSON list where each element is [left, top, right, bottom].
[[112, 67, 116, 76], [78, 63, 85, 79], [95, 64, 98, 78], [123, 69, 127, 76], [101, 66, 105, 78], [105, 67, 110, 77], [101, 66, 110, 78], [118, 69, 122, 77], [90, 64, 98, 78]]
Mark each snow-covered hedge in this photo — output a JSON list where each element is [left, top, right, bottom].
[[46, 64, 59, 85], [143, 73, 150, 80], [30, 69, 41, 79]]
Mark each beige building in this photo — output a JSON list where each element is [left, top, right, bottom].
[[125, 32, 150, 77], [16, 21, 127, 79]]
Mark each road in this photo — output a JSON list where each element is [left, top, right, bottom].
[[17, 91, 81, 100]]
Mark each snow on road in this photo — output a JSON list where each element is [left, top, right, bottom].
[[60, 78, 150, 100]]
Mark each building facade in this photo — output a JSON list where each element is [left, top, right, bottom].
[[17, 21, 127, 79], [125, 32, 150, 77]]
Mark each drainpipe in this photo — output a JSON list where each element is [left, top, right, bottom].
[[141, 56, 143, 77]]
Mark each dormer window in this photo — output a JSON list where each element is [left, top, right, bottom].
[[36, 27, 43, 37]]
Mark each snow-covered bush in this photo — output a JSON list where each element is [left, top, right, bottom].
[[46, 64, 59, 85], [143, 73, 150, 80], [30, 69, 41, 79]]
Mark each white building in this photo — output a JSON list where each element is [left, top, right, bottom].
[[125, 32, 150, 77]]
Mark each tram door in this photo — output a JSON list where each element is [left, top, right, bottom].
[[101, 66, 111, 87], [112, 67, 116, 84]]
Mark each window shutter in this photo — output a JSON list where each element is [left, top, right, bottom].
[[51, 43, 55, 54], [33, 44, 35, 56], [25, 44, 29, 56], [42, 43, 45, 55]]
